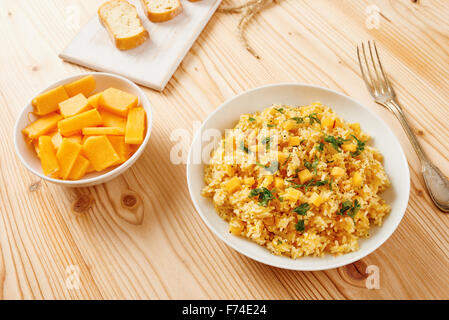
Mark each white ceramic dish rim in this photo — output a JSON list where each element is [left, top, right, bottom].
[[14, 72, 153, 186], [187, 82, 410, 271]]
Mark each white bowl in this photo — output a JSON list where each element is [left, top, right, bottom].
[[187, 83, 410, 271], [14, 72, 153, 187]]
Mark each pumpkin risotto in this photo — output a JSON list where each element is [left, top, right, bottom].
[[202, 102, 391, 258]]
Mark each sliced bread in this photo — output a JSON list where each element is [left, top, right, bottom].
[[140, 0, 183, 23], [98, 0, 149, 50]]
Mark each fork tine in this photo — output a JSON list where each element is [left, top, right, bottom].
[[368, 40, 384, 93], [357, 45, 372, 93], [361, 42, 378, 94], [373, 40, 395, 96]]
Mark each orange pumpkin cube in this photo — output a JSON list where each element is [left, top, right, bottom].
[[87, 92, 102, 108], [82, 127, 124, 136], [107, 136, 131, 164], [125, 107, 145, 144], [22, 112, 63, 141], [64, 75, 96, 97], [82, 136, 120, 171], [32, 86, 69, 115], [56, 139, 82, 180], [68, 155, 90, 180], [99, 110, 127, 130], [58, 93, 90, 118], [37, 136, 59, 176], [99, 88, 138, 116], [58, 109, 102, 136]]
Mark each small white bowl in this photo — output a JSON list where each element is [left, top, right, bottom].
[[187, 83, 410, 271], [14, 72, 153, 187]]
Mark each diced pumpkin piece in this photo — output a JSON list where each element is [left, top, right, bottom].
[[224, 177, 241, 193], [22, 112, 63, 140], [82, 127, 124, 136], [284, 188, 301, 203], [274, 177, 284, 189], [50, 131, 63, 149], [298, 168, 313, 184], [352, 172, 363, 187], [32, 86, 69, 115], [229, 218, 244, 235], [82, 136, 120, 171], [107, 136, 131, 164], [125, 107, 145, 144], [37, 136, 59, 176], [32, 139, 40, 154], [87, 92, 102, 108], [342, 143, 357, 152], [278, 152, 289, 164], [58, 93, 90, 118], [65, 133, 82, 145], [309, 192, 324, 207], [99, 88, 138, 116], [85, 162, 96, 174], [68, 155, 90, 180], [282, 120, 297, 131], [243, 177, 255, 185], [56, 139, 82, 180], [262, 175, 273, 187], [99, 110, 127, 130], [350, 123, 360, 132], [51, 131, 81, 149], [331, 167, 345, 177], [64, 75, 96, 97], [321, 117, 334, 129], [288, 136, 301, 146], [58, 109, 102, 136]]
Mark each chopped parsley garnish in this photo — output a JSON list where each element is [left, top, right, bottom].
[[256, 161, 279, 174], [350, 134, 366, 157], [277, 240, 283, 245], [267, 124, 275, 128], [304, 156, 319, 175], [249, 187, 274, 206], [289, 179, 329, 191], [239, 140, 251, 154], [274, 107, 284, 113], [307, 113, 321, 125], [329, 178, 333, 191], [295, 220, 305, 232], [293, 203, 310, 216], [339, 200, 352, 215], [290, 117, 304, 124], [261, 137, 272, 150], [338, 199, 361, 219], [323, 134, 349, 152], [315, 142, 324, 152], [248, 117, 256, 122]]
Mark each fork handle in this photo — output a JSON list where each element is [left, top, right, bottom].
[[384, 100, 449, 212]]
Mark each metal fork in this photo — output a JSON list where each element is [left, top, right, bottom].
[[357, 41, 449, 212]]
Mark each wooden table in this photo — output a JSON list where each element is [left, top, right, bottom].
[[1, 0, 448, 300]]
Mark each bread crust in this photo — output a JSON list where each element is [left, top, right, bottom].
[[140, 0, 183, 23], [98, 0, 149, 50]]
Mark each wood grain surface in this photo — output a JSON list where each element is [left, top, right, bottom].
[[0, 0, 448, 299]]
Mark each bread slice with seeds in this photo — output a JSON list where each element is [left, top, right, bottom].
[[140, 0, 183, 23], [98, 0, 149, 50]]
